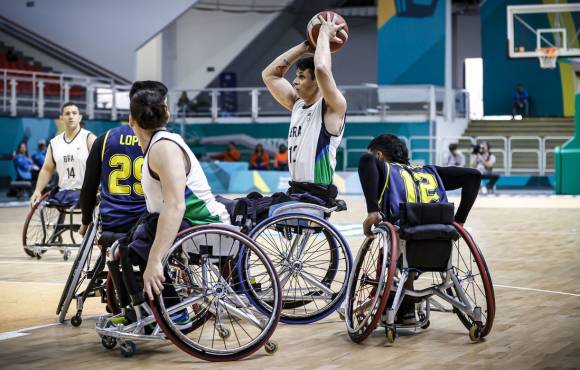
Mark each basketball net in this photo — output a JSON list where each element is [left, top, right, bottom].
[[537, 47, 559, 69]]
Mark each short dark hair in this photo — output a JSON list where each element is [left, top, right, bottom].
[[296, 56, 315, 79], [129, 80, 168, 99], [130, 87, 169, 130], [60, 102, 80, 115], [367, 134, 410, 165], [449, 143, 458, 151]]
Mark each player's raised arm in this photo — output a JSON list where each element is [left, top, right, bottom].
[[314, 13, 347, 135], [262, 42, 311, 111]]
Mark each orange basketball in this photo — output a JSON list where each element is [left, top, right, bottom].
[[306, 11, 349, 53]]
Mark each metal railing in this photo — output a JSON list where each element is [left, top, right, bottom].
[[342, 134, 571, 175], [1, 68, 470, 121]]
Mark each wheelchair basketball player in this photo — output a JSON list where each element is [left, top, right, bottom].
[[110, 81, 230, 325], [358, 134, 482, 324], [262, 13, 346, 205], [30, 102, 96, 208]]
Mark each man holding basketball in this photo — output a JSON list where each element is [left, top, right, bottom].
[[262, 12, 346, 202]]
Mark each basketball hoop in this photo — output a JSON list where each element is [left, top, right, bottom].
[[536, 47, 559, 69]]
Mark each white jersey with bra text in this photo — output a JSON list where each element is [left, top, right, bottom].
[[141, 130, 230, 225], [50, 128, 91, 190], [288, 98, 343, 185]]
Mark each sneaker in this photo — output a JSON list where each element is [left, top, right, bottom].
[[170, 309, 192, 330], [395, 305, 417, 325], [110, 316, 129, 326]]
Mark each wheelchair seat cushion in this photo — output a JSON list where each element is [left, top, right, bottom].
[[46, 189, 80, 208]]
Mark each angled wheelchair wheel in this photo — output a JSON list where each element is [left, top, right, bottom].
[[248, 213, 353, 324], [345, 223, 398, 343], [447, 223, 495, 338], [22, 193, 53, 257], [151, 224, 282, 362], [57, 222, 103, 322]]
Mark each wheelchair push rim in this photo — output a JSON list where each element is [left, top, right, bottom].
[[151, 224, 282, 362], [249, 213, 353, 324], [448, 222, 495, 338], [345, 223, 398, 343]]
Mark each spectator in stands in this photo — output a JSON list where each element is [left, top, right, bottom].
[[512, 84, 529, 119], [13, 142, 33, 181], [210, 142, 241, 162], [445, 143, 465, 167], [177, 91, 191, 117], [249, 143, 270, 170], [470, 141, 500, 194], [274, 143, 289, 171], [31, 140, 47, 179]]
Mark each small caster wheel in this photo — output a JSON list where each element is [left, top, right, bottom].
[[36, 252, 42, 260], [218, 327, 231, 339], [105, 305, 112, 314], [119, 341, 137, 357], [420, 320, 430, 330], [63, 251, 70, 261], [71, 314, 82, 327], [385, 327, 396, 344], [469, 323, 482, 342], [265, 340, 278, 354], [101, 336, 117, 350]]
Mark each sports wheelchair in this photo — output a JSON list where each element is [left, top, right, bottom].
[[345, 202, 495, 344], [222, 196, 353, 324], [56, 216, 125, 326], [95, 224, 283, 361], [22, 191, 82, 260]]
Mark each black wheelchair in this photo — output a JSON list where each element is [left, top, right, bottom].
[[56, 215, 125, 326], [22, 191, 82, 260], [344, 202, 495, 344]]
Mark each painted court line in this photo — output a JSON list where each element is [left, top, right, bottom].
[[494, 284, 580, 297], [0, 315, 101, 342]]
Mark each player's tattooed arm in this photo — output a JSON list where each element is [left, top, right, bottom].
[[275, 58, 291, 76], [262, 42, 309, 111]]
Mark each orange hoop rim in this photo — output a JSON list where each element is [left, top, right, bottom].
[[536, 47, 559, 57]]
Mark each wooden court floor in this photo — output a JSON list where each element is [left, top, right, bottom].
[[0, 195, 579, 369]]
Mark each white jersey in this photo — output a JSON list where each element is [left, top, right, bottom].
[[288, 98, 343, 185], [141, 130, 229, 225], [50, 128, 91, 190]]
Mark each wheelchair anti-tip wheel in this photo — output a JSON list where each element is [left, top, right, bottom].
[[248, 213, 352, 324], [151, 224, 282, 362], [345, 223, 398, 343]]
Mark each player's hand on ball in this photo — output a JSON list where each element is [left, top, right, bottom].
[[143, 259, 165, 300], [363, 212, 383, 238], [318, 12, 344, 44]]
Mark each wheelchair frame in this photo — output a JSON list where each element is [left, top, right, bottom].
[[247, 201, 353, 324], [22, 192, 82, 260], [57, 216, 122, 326], [96, 224, 283, 361], [345, 221, 495, 344]]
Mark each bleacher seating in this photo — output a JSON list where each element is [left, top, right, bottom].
[[458, 118, 575, 174], [0, 41, 84, 98]]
